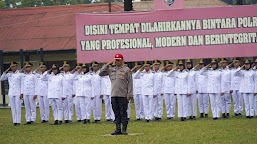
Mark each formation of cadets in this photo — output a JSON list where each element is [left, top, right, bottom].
[[1, 57, 257, 126]]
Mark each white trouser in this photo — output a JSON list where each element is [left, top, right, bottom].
[[49, 98, 63, 121], [24, 95, 36, 122], [133, 94, 144, 119], [232, 90, 243, 114], [164, 93, 176, 118], [143, 95, 153, 120], [209, 93, 221, 118], [76, 96, 86, 120], [221, 93, 231, 113], [152, 93, 163, 118], [127, 100, 131, 118], [177, 94, 187, 118], [63, 95, 73, 121], [198, 93, 209, 114], [93, 95, 102, 120], [9, 95, 21, 124], [74, 96, 82, 120], [187, 93, 197, 117], [243, 93, 255, 116], [85, 97, 92, 119], [104, 95, 114, 120], [38, 95, 49, 121]]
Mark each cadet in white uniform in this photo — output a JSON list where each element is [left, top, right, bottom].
[[1, 61, 22, 126], [73, 63, 82, 122], [175, 60, 189, 121], [186, 59, 198, 120], [101, 63, 115, 121], [196, 59, 209, 118], [91, 61, 103, 122], [60, 61, 74, 123], [74, 63, 94, 124], [162, 61, 176, 120], [234, 59, 256, 119], [199, 59, 222, 120], [131, 62, 144, 121], [21, 62, 37, 125], [230, 58, 243, 116], [42, 64, 65, 125], [220, 58, 232, 118], [134, 61, 154, 122], [152, 60, 164, 121], [34, 62, 49, 123]]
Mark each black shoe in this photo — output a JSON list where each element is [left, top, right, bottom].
[[183, 117, 187, 121], [42, 120, 46, 123], [69, 120, 72, 123], [200, 113, 204, 118], [135, 119, 141, 121], [213, 117, 218, 120], [246, 116, 250, 119], [13, 123, 17, 126], [77, 120, 82, 122], [16, 123, 20, 126], [156, 117, 162, 121], [189, 116, 193, 120], [52, 120, 58, 125], [127, 118, 130, 121], [180, 117, 184, 121], [193, 116, 196, 120], [205, 114, 208, 118], [106, 119, 111, 122], [250, 116, 254, 119], [222, 113, 226, 118], [31, 121, 34, 124], [111, 124, 122, 135], [87, 119, 90, 123], [145, 119, 151, 123], [238, 113, 242, 116], [226, 113, 230, 118], [24, 121, 31, 125], [65, 120, 69, 123], [122, 124, 128, 135], [94, 120, 99, 123], [235, 113, 238, 116], [83, 119, 87, 124], [58, 121, 62, 125]]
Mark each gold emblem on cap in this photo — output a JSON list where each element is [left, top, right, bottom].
[[25, 61, 29, 66], [11, 61, 14, 65], [52, 64, 56, 68], [186, 59, 191, 63], [64, 61, 67, 65], [245, 59, 249, 63], [135, 62, 138, 66], [144, 61, 147, 65], [199, 59, 203, 63], [92, 61, 95, 65], [77, 63, 80, 66], [178, 60, 183, 64], [82, 63, 86, 66], [40, 62, 43, 66], [211, 58, 216, 63], [166, 61, 169, 65], [255, 58, 257, 63]]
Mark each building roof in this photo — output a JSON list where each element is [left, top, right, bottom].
[[0, 4, 123, 53]]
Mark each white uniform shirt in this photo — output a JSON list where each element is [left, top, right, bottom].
[[175, 70, 189, 95], [21, 72, 37, 96], [101, 75, 111, 96], [75, 72, 94, 97], [187, 68, 197, 94], [162, 70, 175, 94], [41, 71, 65, 99], [196, 69, 208, 94], [91, 71, 102, 96], [153, 70, 163, 95], [134, 70, 154, 96], [234, 68, 256, 93], [1, 70, 23, 96], [62, 71, 74, 96], [132, 73, 142, 95], [230, 68, 242, 91], [199, 67, 222, 94], [34, 72, 48, 96], [220, 67, 231, 93]]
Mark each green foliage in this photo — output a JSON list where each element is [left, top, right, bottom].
[[0, 1, 7, 9]]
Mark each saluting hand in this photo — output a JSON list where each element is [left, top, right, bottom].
[[72, 94, 75, 98], [91, 97, 94, 100], [193, 64, 199, 69], [62, 97, 66, 100], [106, 61, 114, 66], [100, 95, 103, 99], [221, 93, 224, 96], [20, 94, 23, 99], [47, 68, 52, 73], [254, 93, 257, 96], [206, 63, 211, 68], [153, 95, 157, 98], [4, 67, 11, 73], [186, 93, 191, 97], [33, 95, 37, 100]]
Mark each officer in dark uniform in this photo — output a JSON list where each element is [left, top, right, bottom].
[[99, 53, 133, 135]]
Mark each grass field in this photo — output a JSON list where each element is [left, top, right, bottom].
[[0, 103, 257, 144]]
